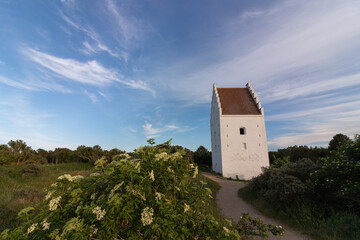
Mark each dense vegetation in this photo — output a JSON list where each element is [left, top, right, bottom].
[[240, 134, 360, 240], [1, 140, 283, 239], [0, 163, 94, 233], [0, 140, 126, 165]]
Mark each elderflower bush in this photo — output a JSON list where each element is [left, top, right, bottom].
[[1, 140, 282, 239]]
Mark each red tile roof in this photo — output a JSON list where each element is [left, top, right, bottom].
[[217, 88, 261, 115]]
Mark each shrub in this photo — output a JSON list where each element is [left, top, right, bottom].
[[314, 135, 360, 213], [235, 213, 284, 238], [193, 146, 212, 167], [1, 142, 242, 239], [0, 148, 17, 165], [19, 165, 43, 177], [251, 168, 307, 205]]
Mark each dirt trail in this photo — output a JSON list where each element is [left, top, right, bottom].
[[202, 172, 311, 240]]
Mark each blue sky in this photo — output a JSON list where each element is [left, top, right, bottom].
[[0, 0, 359, 152]]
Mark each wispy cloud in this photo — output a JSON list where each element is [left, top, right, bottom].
[[81, 41, 125, 60], [142, 122, 178, 138], [0, 75, 71, 93], [105, 0, 147, 45], [0, 75, 38, 91], [21, 47, 153, 93], [82, 89, 98, 103], [267, 89, 360, 148], [59, 10, 128, 61]]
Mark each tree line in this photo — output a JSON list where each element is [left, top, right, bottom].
[[1, 133, 350, 167], [0, 140, 125, 165]]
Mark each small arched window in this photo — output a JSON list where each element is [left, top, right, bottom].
[[240, 127, 246, 135]]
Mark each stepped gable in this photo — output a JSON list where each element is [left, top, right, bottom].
[[216, 88, 261, 115]]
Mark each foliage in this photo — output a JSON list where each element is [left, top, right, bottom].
[[328, 133, 351, 152], [317, 212, 360, 240], [269, 145, 328, 164], [47, 148, 79, 164], [76, 145, 103, 165], [235, 213, 284, 239], [239, 184, 360, 240], [0, 163, 93, 233], [19, 165, 43, 177], [1, 141, 285, 239], [246, 133, 360, 240], [271, 155, 290, 168], [193, 145, 212, 167], [0, 145, 17, 165], [1, 142, 243, 239], [314, 134, 360, 213], [0, 139, 126, 165], [250, 158, 318, 205], [5, 140, 40, 165]]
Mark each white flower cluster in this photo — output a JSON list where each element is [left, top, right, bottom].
[[51, 182, 58, 187], [170, 152, 182, 160], [27, 223, 38, 234], [155, 192, 163, 202], [90, 193, 96, 200], [49, 196, 61, 211], [223, 226, 230, 234], [90, 225, 98, 235], [90, 172, 101, 177], [58, 174, 83, 182], [155, 152, 168, 161], [92, 206, 106, 220], [149, 170, 155, 181], [135, 161, 141, 173], [167, 166, 174, 173], [193, 166, 198, 178], [119, 153, 131, 160], [41, 219, 50, 230], [141, 207, 154, 226], [184, 203, 190, 213], [45, 190, 55, 201], [109, 181, 124, 198], [189, 164, 198, 178]]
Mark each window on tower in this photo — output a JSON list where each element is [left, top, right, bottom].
[[240, 127, 246, 135]]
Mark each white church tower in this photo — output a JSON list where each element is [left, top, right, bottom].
[[210, 82, 269, 180]]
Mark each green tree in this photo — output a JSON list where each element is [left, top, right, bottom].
[[315, 135, 360, 213], [36, 148, 48, 164], [193, 146, 212, 167], [328, 133, 351, 152], [0, 144, 17, 165], [7, 140, 35, 165], [76, 145, 103, 164]]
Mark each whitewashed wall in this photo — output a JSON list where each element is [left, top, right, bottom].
[[220, 115, 269, 180], [210, 85, 222, 174]]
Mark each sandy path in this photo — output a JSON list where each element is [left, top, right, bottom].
[[202, 172, 311, 240]]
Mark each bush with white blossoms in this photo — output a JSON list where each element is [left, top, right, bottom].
[[1, 139, 281, 239]]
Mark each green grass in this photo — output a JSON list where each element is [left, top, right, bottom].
[[0, 163, 93, 232], [238, 185, 360, 240], [199, 173, 225, 223]]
